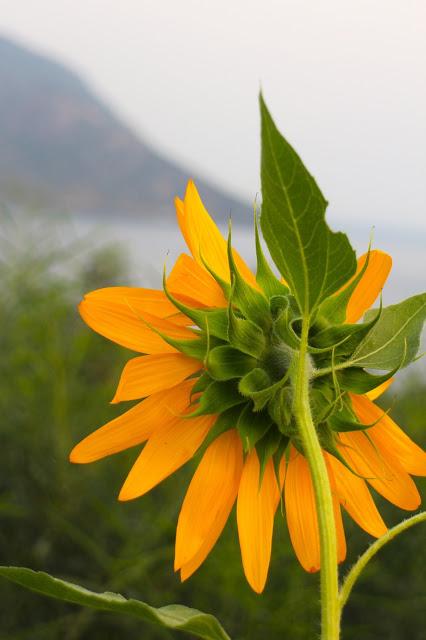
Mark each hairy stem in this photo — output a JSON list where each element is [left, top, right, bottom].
[[292, 317, 340, 640], [339, 511, 426, 610]]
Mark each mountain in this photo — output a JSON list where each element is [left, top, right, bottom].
[[0, 35, 247, 221]]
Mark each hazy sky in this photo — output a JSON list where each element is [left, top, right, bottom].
[[1, 0, 425, 232]]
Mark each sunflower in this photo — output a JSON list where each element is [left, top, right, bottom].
[[71, 180, 426, 593]]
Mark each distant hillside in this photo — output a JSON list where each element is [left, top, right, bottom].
[[0, 35, 247, 221]]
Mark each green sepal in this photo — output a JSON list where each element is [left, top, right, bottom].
[[199, 248, 231, 300], [318, 422, 367, 478], [206, 345, 256, 381], [329, 398, 390, 432], [256, 429, 283, 485], [189, 380, 245, 417], [269, 295, 290, 319], [237, 404, 272, 452], [227, 227, 271, 330], [350, 293, 426, 370], [310, 386, 338, 424], [267, 386, 294, 435], [228, 305, 266, 358], [272, 303, 301, 350], [200, 405, 246, 451], [190, 372, 213, 400], [254, 215, 289, 298], [317, 248, 371, 324], [337, 365, 397, 395], [239, 366, 290, 411], [273, 436, 290, 489], [163, 270, 229, 341], [310, 312, 381, 352]]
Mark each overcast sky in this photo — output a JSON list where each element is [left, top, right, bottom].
[[1, 0, 425, 233]]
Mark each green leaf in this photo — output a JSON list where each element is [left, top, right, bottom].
[[349, 293, 426, 370], [259, 94, 356, 316], [0, 567, 231, 640], [206, 345, 256, 381]]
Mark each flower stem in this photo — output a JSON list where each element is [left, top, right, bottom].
[[292, 317, 340, 640], [339, 511, 426, 610]]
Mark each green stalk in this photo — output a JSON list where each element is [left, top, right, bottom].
[[339, 511, 426, 610], [292, 317, 340, 640]]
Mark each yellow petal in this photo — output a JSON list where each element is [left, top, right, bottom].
[[112, 353, 201, 403], [345, 250, 392, 323], [167, 253, 227, 308], [285, 449, 346, 572], [337, 431, 421, 510], [366, 378, 394, 401], [70, 380, 194, 463], [177, 181, 257, 287], [236, 450, 280, 593], [351, 394, 426, 476], [175, 430, 243, 571], [79, 298, 194, 354], [326, 453, 387, 538], [118, 414, 215, 501]]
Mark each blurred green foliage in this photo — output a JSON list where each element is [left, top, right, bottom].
[[0, 214, 425, 639]]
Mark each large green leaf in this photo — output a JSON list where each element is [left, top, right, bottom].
[[259, 95, 356, 316], [0, 566, 231, 640], [350, 293, 426, 370]]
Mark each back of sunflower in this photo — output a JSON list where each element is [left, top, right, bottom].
[[1, 95, 425, 640]]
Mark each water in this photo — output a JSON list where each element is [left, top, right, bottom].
[[69, 214, 425, 307]]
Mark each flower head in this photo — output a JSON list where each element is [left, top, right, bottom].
[[71, 181, 426, 593]]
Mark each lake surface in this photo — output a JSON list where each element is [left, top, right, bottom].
[[70, 215, 425, 307]]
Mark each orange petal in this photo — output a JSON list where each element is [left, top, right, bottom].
[[175, 430, 243, 572], [345, 250, 392, 323], [84, 286, 179, 319], [351, 394, 426, 476], [79, 298, 195, 354], [337, 431, 421, 510], [118, 414, 215, 501], [366, 378, 394, 401], [236, 450, 280, 593], [167, 253, 227, 308], [285, 449, 346, 572], [326, 453, 387, 538], [70, 380, 194, 463], [177, 181, 257, 288], [112, 353, 201, 403]]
